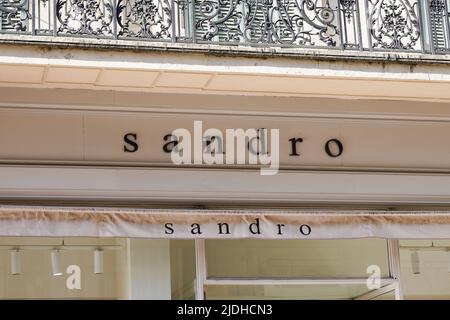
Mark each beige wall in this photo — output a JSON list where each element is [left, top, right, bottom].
[[2, 107, 450, 171]]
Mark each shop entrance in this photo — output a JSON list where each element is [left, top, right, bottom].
[[193, 239, 401, 300], [2, 236, 450, 299]]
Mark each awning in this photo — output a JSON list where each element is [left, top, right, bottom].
[[0, 206, 449, 239]]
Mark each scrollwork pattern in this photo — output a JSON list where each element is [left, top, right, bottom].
[[117, 0, 172, 39], [368, 0, 420, 50], [4, 0, 447, 53], [0, 0, 31, 31], [56, 0, 114, 36], [195, 0, 340, 46]]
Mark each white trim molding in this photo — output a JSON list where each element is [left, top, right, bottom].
[[1, 165, 450, 204]]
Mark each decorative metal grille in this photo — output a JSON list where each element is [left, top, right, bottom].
[[428, 0, 450, 52], [194, 0, 340, 46], [1, 0, 450, 54], [338, 0, 360, 49], [56, 0, 114, 36], [117, 0, 173, 39], [367, 0, 421, 50], [0, 0, 30, 31]]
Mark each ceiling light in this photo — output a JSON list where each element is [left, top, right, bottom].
[[10, 248, 21, 275], [94, 248, 104, 274], [51, 249, 62, 276], [411, 250, 420, 274]]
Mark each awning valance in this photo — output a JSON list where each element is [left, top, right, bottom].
[[0, 206, 449, 239]]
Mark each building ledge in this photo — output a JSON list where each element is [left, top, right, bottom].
[[2, 35, 450, 102], [2, 34, 450, 66]]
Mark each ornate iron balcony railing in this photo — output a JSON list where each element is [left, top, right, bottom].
[[1, 0, 450, 54]]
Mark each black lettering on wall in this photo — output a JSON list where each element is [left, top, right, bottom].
[[191, 223, 202, 235], [299, 224, 312, 236], [217, 222, 231, 235], [249, 218, 261, 235], [164, 223, 174, 235], [163, 134, 179, 153], [277, 223, 285, 235], [205, 136, 215, 149], [325, 139, 343, 158], [123, 133, 139, 153], [289, 137, 304, 156]]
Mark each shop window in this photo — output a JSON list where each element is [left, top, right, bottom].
[[170, 240, 196, 300], [400, 240, 450, 299], [205, 239, 390, 278], [0, 237, 196, 300], [198, 239, 398, 300], [0, 237, 403, 300]]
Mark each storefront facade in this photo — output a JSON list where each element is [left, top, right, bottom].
[[2, 0, 450, 300]]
